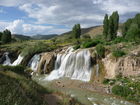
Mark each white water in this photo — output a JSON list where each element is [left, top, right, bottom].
[[28, 54, 41, 71], [3, 52, 11, 66], [46, 48, 92, 81], [12, 55, 24, 66], [3, 53, 24, 66]]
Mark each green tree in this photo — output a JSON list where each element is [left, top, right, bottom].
[[0, 32, 2, 41], [108, 15, 114, 41], [1, 29, 12, 44], [112, 11, 119, 39], [72, 24, 81, 39], [122, 19, 133, 37], [103, 14, 109, 40], [126, 23, 140, 41], [133, 13, 140, 28]]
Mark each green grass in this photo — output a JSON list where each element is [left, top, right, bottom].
[[104, 76, 140, 103], [0, 70, 49, 105], [112, 49, 126, 58]]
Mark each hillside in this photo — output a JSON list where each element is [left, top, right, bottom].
[[32, 34, 58, 40], [12, 34, 33, 40]]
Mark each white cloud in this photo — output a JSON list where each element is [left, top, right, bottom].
[[0, 19, 70, 35], [0, 0, 139, 35]]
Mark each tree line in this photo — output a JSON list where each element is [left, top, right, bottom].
[[103, 11, 119, 41], [122, 14, 140, 42], [103, 11, 140, 42], [0, 29, 12, 44]]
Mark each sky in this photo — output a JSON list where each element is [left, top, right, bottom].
[[0, 0, 139, 36]]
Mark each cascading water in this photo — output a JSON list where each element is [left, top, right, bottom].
[[28, 54, 41, 71], [12, 55, 24, 66], [3, 52, 11, 66], [46, 48, 92, 81]]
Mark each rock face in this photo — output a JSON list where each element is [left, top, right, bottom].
[[102, 53, 140, 79], [37, 52, 56, 74]]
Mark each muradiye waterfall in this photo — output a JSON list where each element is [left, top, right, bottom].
[[2, 53, 24, 66], [1, 47, 93, 82], [45, 48, 92, 81]]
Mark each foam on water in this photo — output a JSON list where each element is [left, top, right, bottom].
[[45, 47, 92, 81]]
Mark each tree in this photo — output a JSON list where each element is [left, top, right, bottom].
[[133, 14, 140, 28], [112, 11, 119, 39], [108, 15, 114, 41], [72, 24, 81, 39], [0, 32, 2, 41], [126, 23, 140, 41], [103, 14, 109, 40], [103, 11, 119, 41], [1, 29, 12, 44], [122, 19, 133, 37]]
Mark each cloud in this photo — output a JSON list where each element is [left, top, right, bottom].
[[0, 0, 140, 35], [0, 19, 70, 35]]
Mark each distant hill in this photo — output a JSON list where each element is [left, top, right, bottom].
[[54, 26, 103, 40], [32, 34, 58, 40], [54, 24, 122, 40], [12, 34, 33, 40], [12, 34, 58, 40]]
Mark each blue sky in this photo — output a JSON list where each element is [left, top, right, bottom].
[[0, 0, 139, 36]]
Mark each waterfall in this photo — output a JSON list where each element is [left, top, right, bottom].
[[28, 54, 41, 71], [45, 48, 92, 82], [12, 55, 24, 66], [3, 52, 11, 66]]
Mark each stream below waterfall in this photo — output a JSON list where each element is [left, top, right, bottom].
[[33, 75, 137, 105]]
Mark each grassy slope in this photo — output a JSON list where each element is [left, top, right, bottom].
[[0, 70, 49, 105]]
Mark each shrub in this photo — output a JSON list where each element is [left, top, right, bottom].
[[103, 79, 110, 84], [73, 45, 80, 50], [0, 65, 26, 75], [112, 85, 133, 97], [96, 44, 105, 58], [82, 40, 101, 48], [112, 37, 128, 44], [21, 41, 52, 57], [103, 79, 116, 85], [112, 49, 126, 58]]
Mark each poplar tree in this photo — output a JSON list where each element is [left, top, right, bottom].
[[72, 24, 81, 39], [112, 11, 119, 39], [103, 14, 109, 40], [108, 16, 114, 41]]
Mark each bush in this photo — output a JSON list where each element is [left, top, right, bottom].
[[73, 45, 80, 50], [96, 44, 105, 58], [0, 65, 26, 75], [21, 41, 53, 57], [112, 37, 128, 44], [82, 40, 101, 48], [112, 85, 133, 97], [103, 79, 116, 85], [112, 49, 126, 58], [103, 79, 110, 84]]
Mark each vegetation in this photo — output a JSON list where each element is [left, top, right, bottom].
[[112, 49, 126, 58], [0, 65, 26, 76], [1, 29, 12, 44], [21, 41, 56, 57], [103, 11, 119, 41], [122, 13, 140, 42], [0, 67, 49, 105], [112, 77, 140, 102], [103, 14, 109, 39], [82, 39, 101, 48], [96, 44, 105, 58], [72, 24, 81, 39]]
